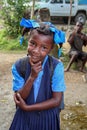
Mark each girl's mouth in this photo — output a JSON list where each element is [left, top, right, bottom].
[[31, 55, 41, 63]]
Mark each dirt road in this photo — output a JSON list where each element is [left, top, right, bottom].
[[0, 52, 87, 130]]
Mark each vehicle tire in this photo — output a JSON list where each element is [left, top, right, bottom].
[[75, 13, 86, 24], [63, 17, 68, 24]]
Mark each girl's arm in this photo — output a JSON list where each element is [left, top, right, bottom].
[[14, 92, 63, 111], [14, 61, 66, 111], [17, 60, 42, 99], [12, 64, 35, 100], [18, 75, 35, 99]]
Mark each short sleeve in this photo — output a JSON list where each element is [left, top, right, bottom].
[[12, 64, 25, 91], [52, 61, 66, 92]]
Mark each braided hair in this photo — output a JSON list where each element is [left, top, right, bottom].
[[29, 23, 54, 39]]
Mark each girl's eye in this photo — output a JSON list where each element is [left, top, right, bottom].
[[42, 46, 47, 50], [29, 41, 35, 46]]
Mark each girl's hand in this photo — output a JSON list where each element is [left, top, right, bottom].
[[14, 93, 27, 111], [29, 56, 42, 79]]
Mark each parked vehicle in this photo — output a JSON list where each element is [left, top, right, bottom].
[[32, 0, 87, 24]]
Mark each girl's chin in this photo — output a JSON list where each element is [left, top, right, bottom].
[[32, 59, 43, 64], [32, 61, 39, 64], [31, 59, 40, 64]]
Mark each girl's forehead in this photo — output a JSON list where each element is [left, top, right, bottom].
[[30, 30, 53, 45], [31, 30, 53, 41]]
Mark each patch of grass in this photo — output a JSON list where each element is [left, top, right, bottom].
[[0, 29, 28, 51], [83, 23, 87, 34], [61, 53, 80, 70]]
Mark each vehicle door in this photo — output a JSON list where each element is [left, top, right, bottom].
[[48, 0, 64, 16], [63, 0, 77, 16]]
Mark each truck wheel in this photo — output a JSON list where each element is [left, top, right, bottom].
[[63, 17, 68, 24], [75, 13, 86, 24]]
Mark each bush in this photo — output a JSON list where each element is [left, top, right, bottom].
[[1, 0, 31, 38], [0, 29, 28, 51]]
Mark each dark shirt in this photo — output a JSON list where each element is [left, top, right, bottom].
[[68, 33, 86, 52]]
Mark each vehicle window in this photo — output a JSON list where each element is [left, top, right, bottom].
[[37, 0, 49, 2], [51, 0, 63, 3], [65, 0, 74, 4], [57, 0, 63, 3]]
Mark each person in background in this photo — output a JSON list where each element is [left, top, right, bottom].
[[65, 21, 87, 72], [9, 22, 66, 130]]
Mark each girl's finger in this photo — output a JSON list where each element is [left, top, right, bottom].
[[16, 93, 25, 104], [14, 94, 20, 104], [16, 93, 22, 101]]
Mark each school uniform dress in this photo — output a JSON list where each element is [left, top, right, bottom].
[[9, 55, 66, 130]]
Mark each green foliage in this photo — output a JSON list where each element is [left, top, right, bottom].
[[1, 0, 31, 38], [0, 29, 28, 51]]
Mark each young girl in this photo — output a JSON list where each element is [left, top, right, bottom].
[[9, 22, 66, 130]]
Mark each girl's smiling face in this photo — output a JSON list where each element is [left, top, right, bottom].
[[27, 30, 54, 63]]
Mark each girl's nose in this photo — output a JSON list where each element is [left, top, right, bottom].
[[33, 47, 40, 53]]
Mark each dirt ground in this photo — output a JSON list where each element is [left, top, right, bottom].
[[0, 49, 87, 130]]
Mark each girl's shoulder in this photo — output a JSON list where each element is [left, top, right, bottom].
[[50, 55, 61, 64], [48, 55, 61, 71], [15, 56, 29, 78], [15, 56, 29, 66]]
